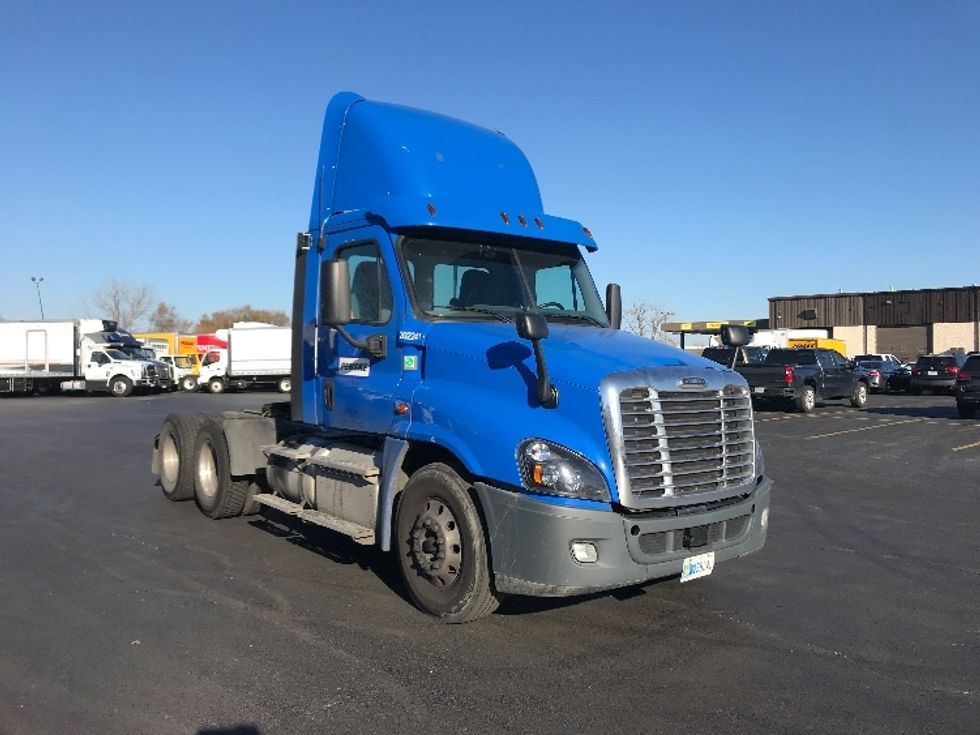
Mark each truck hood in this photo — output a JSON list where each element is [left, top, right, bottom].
[[409, 322, 740, 501], [423, 321, 730, 388]]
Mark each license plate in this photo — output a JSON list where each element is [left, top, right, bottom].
[[680, 551, 715, 583], [753, 386, 765, 394], [927, 370, 938, 376]]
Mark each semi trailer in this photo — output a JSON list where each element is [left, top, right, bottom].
[[152, 92, 771, 622]]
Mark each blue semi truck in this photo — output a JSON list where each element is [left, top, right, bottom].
[[152, 92, 771, 622]]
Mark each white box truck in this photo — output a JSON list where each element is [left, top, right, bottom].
[[198, 325, 291, 394], [0, 319, 171, 397]]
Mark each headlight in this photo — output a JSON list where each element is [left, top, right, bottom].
[[518, 439, 610, 502]]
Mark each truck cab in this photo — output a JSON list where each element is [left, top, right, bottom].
[[153, 93, 771, 621]]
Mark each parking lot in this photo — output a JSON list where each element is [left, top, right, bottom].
[[0, 390, 977, 734]]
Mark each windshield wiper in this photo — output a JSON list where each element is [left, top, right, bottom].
[[544, 312, 605, 327], [445, 305, 512, 322]]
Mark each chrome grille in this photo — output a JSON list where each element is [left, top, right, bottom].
[[618, 387, 755, 498]]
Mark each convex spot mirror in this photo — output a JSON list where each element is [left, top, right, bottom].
[[516, 313, 549, 341]]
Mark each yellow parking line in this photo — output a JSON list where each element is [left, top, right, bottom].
[[806, 419, 923, 440], [952, 440, 980, 452]]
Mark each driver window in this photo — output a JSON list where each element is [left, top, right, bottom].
[[339, 242, 392, 324]]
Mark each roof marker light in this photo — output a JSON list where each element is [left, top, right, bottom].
[[534, 217, 544, 230], [426, 202, 437, 217], [582, 226, 593, 239], [517, 215, 528, 227], [500, 211, 510, 225]]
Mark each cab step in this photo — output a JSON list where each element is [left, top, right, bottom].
[[252, 493, 375, 545]]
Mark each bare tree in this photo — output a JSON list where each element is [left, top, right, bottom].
[[148, 302, 194, 333], [91, 280, 156, 329], [623, 299, 676, 342], [195, 305, 290, 333]]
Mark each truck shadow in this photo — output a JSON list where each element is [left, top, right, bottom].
[[247, 508, 409, 603], [863, 404, 962, 420], [496, 578, 671, 617]]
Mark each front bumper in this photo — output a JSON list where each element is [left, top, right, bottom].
[[475, 478, 771, 597]]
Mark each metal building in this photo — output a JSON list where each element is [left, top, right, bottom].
[[769, 286, 980, 360]]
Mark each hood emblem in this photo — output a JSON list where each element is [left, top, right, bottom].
[[679, 376, 707, 389]]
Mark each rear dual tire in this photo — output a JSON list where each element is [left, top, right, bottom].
[[159, 413, 210, 501], [193, 420, 250, 519]]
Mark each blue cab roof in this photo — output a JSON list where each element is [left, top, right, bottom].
[[309, 92, 597, 251]]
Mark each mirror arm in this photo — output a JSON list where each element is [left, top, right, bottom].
[[530, 339, 558, 408], [332, 325, 387, 359]]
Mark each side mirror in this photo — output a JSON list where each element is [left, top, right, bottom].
[[516, 313, 549, 341], [605, 283, 622, 330], [720, 324, 750, 348], [320, 259, 352, 325]]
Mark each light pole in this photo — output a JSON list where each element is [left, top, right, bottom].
[[31, 276, 45, 319]]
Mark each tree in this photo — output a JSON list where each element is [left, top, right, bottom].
[[148, 302, 194, 333], [623, 299, 676, 342], [195, 305, 290, 333], [91, 280, 156, 329]]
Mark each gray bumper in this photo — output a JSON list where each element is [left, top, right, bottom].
[[475, 478, 771, 597]]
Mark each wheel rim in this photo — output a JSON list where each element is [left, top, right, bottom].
[[112, 380, 126, 396], [408, 498, 462, 589], [196, 439, 219, 503], [160, 432, 179, 490], [804, 390, 815, 410]]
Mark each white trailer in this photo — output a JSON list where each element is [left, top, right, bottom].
[[0, 319, 171, 396], [198, 325, 291, 394]]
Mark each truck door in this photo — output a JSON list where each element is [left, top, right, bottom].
[[85, 351, 112, 388], [319, 232, 403, 434]]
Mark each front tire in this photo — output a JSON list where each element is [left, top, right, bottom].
[[180, 375, 199, 392], [850, 381, 868, 408], [277, 377, 292, 393], [794, 385, 816, 413], [208, 378, 226, 394], [193, 420, 249, 519], [395, 463, 500, 623], [109, 375, 133, 398]]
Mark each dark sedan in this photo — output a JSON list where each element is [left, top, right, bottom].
[[910, 354, 967, 395], [886, 364, 912, 393], [856, 359, 904, 393], [954, 355, 980, 418]]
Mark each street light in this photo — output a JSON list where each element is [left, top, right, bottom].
[[31, 276, 45, 319]]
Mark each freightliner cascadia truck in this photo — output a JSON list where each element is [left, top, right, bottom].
[[152, 92, 771, 622]]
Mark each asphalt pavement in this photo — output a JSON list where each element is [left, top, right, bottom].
[[0, 389, 977, 734]]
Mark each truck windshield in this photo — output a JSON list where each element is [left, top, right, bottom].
[[398, 235, 608, 326]]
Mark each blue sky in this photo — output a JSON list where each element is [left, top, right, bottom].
[[2, 1, 978, 327]]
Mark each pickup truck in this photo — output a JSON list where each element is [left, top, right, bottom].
[[736, 348, 869, 412]]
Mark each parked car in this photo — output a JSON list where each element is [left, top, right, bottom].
[[954, 354, 980, 418], [735, 348, 868, 413], [855, 359, 904, 393], [886, 364, 913, 393], [855, 353, 902, 367], [910, 353, 967, 395]]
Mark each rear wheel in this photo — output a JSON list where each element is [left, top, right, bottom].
[[957, 402, 976, 419], [850, 381, 868, 408], [395, 463, 500, 623], [794, 385, 816, 413], [208, 378, 225, 394], [277, 377, 291, 393], [193, 420, 249, 519], [158, 413, 209, 501]]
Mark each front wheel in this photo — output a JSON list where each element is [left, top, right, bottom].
[[850, 381, 868, 408], [794, 385, 816, 413], [208, 378, 225, 394], [180, 375, 199, 392], [109, 375, 133, 398], [395, 463, 500, 623], [277, 377, 291, 393]]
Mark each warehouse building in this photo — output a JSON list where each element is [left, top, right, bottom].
[[769, 286, 980, 360]]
